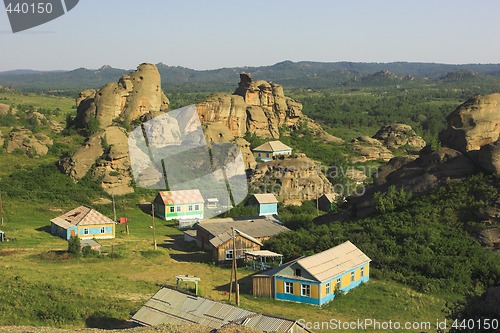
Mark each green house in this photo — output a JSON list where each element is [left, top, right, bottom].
[[153, 190, 204, 221]]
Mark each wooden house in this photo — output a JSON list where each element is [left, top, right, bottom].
[[153, 190, 204, 221], [50, 206, 115, 240], [318, 193, 338, 212], [253, 241, 371, 306], [248, 193, 279, 216], [194, 217, 289, 262], [253, 141, 292, 162]]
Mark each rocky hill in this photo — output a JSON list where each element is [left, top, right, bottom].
[[59, 64, 335, 196]]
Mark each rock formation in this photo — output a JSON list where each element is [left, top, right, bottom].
[[197, 73, 304, 139], [249, 154, 334, 205], [5, 127, 53, 156], [74, 63, 170, 130], [373, 123, 426, 152], [351, 136, 394, 163]]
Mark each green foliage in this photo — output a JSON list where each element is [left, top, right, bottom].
[[374, 185, 412, 213], [265, 175, 500, 294], [86, 118, 100, 136], [67, 236, 81, 256], [446, 293, 500, 333]]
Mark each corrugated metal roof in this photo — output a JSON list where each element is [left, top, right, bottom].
[[132, 287, 312, 332], [253, 141, 292, 153], [157, 190, 204, 205], [252, 193, 279, 204], [50, 206, 114, 229], [209, 229, 263, 248], [198, 217, 289, 240], [296, 241, 371, 282], [245, 250, 283, 257]]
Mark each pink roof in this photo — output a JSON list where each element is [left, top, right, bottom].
[[50, 206, 115, 229], [157, 190, 204, 205]]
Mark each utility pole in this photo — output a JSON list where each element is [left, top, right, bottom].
[[111, 190, 117, 223], [232, 227, 240, 305], [0, 187, 4, 227], [152, 203, 157, 250], [123, 201, 129, 235]]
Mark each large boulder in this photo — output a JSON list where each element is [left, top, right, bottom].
[[439, 93, 500, 153], [5, 128, 53, 156], [74, 63, 169, 130], [373, 123, 426, 152], [351, 136, 394, 162]]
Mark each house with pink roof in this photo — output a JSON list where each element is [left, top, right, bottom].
[[153, 190, 204, 221]]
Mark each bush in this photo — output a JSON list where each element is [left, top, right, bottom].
[[68, 236, 81, 256]]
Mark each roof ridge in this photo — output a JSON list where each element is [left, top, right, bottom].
[[75, 205, 93, 226]]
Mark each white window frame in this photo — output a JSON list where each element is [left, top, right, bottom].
[[169, 206, 175, 213], [336, 278, 341, 290], [100, 226, 106, 234], [350, 271, 355, 283], [188, 205, 193, 211], [326, 282, 331, 294], [225, 249, 233, 260], [301, 284, 311, 297], [176, 206, 181, 212], [83, 228, 89, 235], [284, 282, 294, 294], [195, 204, 200, 211], [361, 267, 365, 277]]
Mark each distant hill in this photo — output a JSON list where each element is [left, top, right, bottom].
[[0, 61, 500, 93]]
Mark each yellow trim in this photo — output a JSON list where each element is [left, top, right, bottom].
[[276, 280, 284, 294], [321, 284, 327, 298], [311, 284, 319, 299], [293, 282, 300, 296], [342, 274, 350, 288]]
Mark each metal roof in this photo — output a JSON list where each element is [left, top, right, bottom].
[[209, 228, 263, 248], [252, 193, 279, 204], [253, 140, 292, 153], [132, 287, 313, 332], [295, 241, 371, 282], [156, 190, 204, 205], [197, 217, 289, 240], [244, 250, 283, 258], [50, 206, 114, 229], [80, 239, 101, 248]]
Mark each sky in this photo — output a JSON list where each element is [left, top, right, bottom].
[[0, 0, 499, 71]]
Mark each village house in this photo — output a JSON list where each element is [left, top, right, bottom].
[[317, 193, 338, 212], [253, 140, 292, 162], [252, 241, 371, 306], [194, 217, 289, 262], [153, 190, 204, 221], [248, 193, 279, 216], [50, 206, 115, 240], [132, 287, 313, 333]]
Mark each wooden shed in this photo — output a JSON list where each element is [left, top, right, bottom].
[[253, 274, 274, 298]]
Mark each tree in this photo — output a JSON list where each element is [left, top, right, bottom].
[[374, 185, 412, 213], [68, 235, 81, 255]]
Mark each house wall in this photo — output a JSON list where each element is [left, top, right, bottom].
[[50, 223, 78, 240], [77, 224, 115, 239], [274, 262, 370, 306], [259, 203, 278, 216], [155, 202, 204, 221], [253, 149, 292, 162], [215, 235, 260, 262], [253, 276, 274, 298]]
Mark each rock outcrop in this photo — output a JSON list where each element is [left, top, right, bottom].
[[439, 93, 500, 153], [74, 63, 169, 130], [197, 73, 303, 139], [351, 136, 394, 162], [249, 154, 334, 205], [5, 128, 53, 156], [373, 123, 426, 152]]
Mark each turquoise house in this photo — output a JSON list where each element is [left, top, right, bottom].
[[253, 241, 371, 306], [253, 141, 292, 162], [248, 193, 278, 216], [153, 190, 204, 221], [50, 206, 115, 240]]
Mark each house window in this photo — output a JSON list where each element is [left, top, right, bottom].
[[361, 267, 365, 277], [350, 271, 355, 283], [294, 268, 302, 277], [301, 284, 311, 297], [100, 227, 106, 234], [176, 206, 181, 212], [258, 153, 261, 157], [83, 228, 89, 235], [284, 282, 294, 294], [326, 282, 331, 294], [225, 250, 233, 260], [195, 204, 200, 211], [188, 205, 193, 211], [336, 278, 341, 290], [169, 206, 175, 213], [266, 153, 270, 158]]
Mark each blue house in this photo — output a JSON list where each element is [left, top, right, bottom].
[[253, 141, 292, 162], [252, 241, 371, 306], [248, 193, 278, 216], [50, 206, 115, 240]]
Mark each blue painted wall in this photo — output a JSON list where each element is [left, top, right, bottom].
[[259, 203, 278, 216]]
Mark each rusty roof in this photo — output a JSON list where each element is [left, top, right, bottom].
[[293, 241, 371, 282], [50, 206, 114, 229], [197, 217, 289, 240], [253, 140, 292, 153], [132, 287, 313, 332]]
